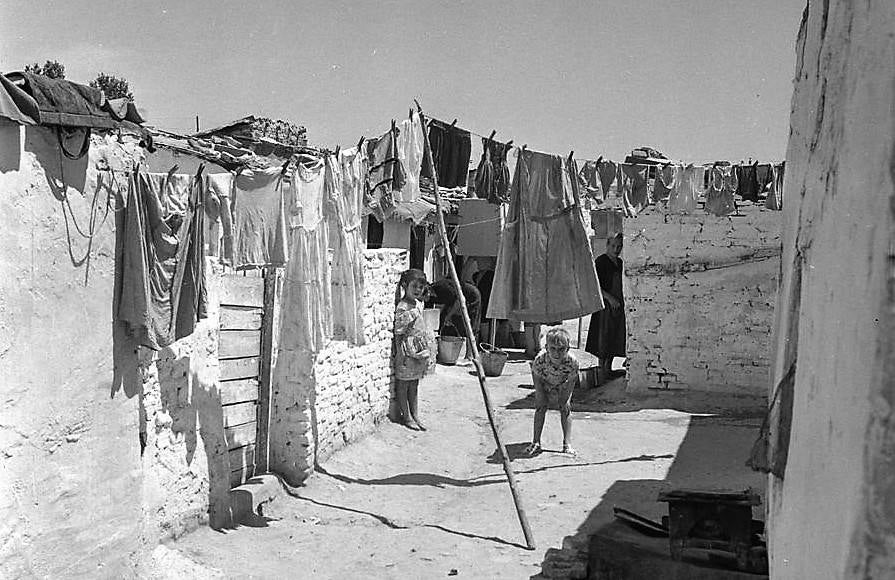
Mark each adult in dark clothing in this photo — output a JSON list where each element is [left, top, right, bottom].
[[585, 233, 625, 382], [425, 278, 482, 340]]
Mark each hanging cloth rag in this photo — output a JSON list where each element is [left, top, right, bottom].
[[705, 165, 737, 216], [597, 159, 617, 199], [421, 118, 471, 188], [667, 163, 699, 214], [622, 163, 650, 209], [736, 162, 761, 202], [204, 173, 235, 265], [576, 159, 602, 200], [327, 147, 368, 345], [487, 148, 603, 322], [366, 121, 405, 220], [114, 168, 207, 351], [756, 163, 774, 195], [280, 157, 332, 353], [474, 137, 512, 204], [232, 164, 289, 267], [396, 111, 425, 204], [765, 163, 783, 210], [652, 164, 674, 202]]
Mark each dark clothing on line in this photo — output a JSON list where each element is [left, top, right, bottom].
[[422, 119, 471, 188], [474, 138, 511, 204], [585, 254, 625, 358]]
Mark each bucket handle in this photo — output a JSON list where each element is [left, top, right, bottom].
[[480, 342, 506, 355]]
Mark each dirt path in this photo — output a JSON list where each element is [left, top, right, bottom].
[[167, 354, 765, 579]]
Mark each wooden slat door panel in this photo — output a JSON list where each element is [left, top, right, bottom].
[[218, 269, 279, 488]]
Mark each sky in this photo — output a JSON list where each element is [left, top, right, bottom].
[[1, 0, 805, 163]]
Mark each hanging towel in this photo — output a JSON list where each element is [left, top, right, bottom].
[[232, 164, 289, 267], [422, 118, 471, 188], [487, 148, 603, 323]]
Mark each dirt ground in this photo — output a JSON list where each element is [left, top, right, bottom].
[[163, 351, 766, 579]]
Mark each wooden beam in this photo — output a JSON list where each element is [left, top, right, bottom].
[[219, 356, 260, 381], [416, 101, 536, 551], [219, 330, 262, 359], [225, 421, 256, 450]]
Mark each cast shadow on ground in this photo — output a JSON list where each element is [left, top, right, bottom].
[[531, 414, 767, 578], [283, 485, 528, 549]]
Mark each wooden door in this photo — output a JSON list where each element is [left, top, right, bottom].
[[218, 269, 277, 488]]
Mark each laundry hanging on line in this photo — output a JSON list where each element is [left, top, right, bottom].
[[488, 147, 603, 323]]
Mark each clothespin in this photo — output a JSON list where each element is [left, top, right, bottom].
[[568, 151, 575, 165], [357, 136, 365, 149], [409, 108, 414, 120], [505, 140, 514, 149], [487, 130, 496, 142], [450, 119, 458, 128], [522, 144, 528, 152], [334, 145, 341, 157]]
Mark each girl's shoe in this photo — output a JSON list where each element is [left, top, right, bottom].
[[523, 442, 542, 457], [402, 420, 422, 431], [562, 444, 578, 457]]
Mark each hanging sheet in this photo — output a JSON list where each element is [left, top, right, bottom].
[[621, 163, 650, 209], [487, 148, 603, 323], [597, 159, 617, 198]]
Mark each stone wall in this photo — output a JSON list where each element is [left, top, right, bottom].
[[622, 203, 781, 397], [270, 249, 406, 485], [768, 2, 895, 578]]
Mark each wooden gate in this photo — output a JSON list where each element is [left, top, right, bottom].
[[218, 269, 278, 488]]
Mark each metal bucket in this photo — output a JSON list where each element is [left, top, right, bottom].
[[480, 343, 509, 377], [437, 336, 464, 365]]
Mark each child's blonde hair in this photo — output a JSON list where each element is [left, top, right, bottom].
[[545, 326, 571, 349]]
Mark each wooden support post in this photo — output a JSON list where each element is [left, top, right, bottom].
[[577, 317, 583, 349], [416, 101, 536, 550]]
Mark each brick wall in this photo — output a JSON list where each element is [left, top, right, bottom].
[[623, 203, 782, 396], [270, 249, 406, 484]]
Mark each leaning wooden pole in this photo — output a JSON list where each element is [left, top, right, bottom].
[[416, 102, 536, 550]]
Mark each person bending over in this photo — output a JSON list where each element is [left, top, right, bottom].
[[525, 327, 579, 457]]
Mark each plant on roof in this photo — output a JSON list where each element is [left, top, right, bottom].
[[24, 60, 65, 79], [91, 72, 134, 101]]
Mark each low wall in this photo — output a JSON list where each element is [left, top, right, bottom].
[[0, 123, 235, 577], [270, 249, 406, 484], [623, 203, 782, 396]]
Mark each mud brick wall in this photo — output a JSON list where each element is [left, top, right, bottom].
[[136, 262, 235, 534], [270, 249, 406, 484], [312, 250, 405, 459], [623, 204, 782, 395]]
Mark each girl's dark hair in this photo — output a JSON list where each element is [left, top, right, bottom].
[[395, 268, 428, 304]]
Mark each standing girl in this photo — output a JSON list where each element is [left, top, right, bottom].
[[393, 268, 436, 431]]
